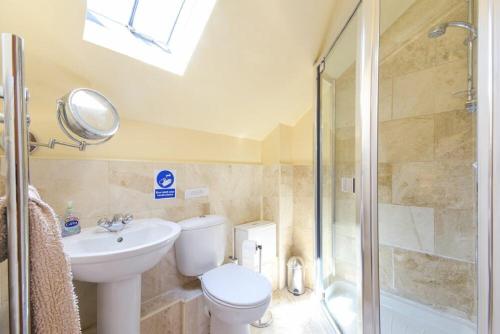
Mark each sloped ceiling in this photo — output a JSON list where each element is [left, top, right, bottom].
[[0, 0, 336, 140]]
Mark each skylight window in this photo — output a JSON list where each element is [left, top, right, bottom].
[[84, 0, 216, 75]]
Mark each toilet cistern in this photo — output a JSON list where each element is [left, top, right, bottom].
[[174, 215, 272, 334], [97, 213, 134, 232]]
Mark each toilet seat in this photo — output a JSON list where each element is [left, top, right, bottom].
[[202, 284, 270, 310], [201, 263, 272, 309]]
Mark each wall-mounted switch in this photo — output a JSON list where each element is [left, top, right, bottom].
[[185, 187, 209, 199]]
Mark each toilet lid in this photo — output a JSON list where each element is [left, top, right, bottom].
[[201, 264, 272, 307]]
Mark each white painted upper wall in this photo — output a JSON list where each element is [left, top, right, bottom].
[[0, 0, 336, 140]]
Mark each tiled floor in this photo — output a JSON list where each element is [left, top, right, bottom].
[[251, 289, 334, 334]]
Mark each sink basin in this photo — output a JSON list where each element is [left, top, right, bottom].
[[63, 218, 181, 334], [63, 218, 180, 282]]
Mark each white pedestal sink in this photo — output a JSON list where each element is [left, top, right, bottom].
[[62, 218, 181, 334]]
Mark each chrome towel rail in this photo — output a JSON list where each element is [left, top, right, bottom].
[[2, 33, 31, 334]]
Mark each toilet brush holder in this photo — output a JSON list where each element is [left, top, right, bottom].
[[251, 245, 273, 328]]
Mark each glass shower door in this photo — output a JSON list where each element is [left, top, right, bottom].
[[376, 0, 478, 332], [318, 7, 362, 334]]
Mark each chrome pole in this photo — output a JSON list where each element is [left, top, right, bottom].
[[2, 33, 31, 334]]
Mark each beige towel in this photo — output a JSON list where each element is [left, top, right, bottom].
[[0, 186, 81, 334]]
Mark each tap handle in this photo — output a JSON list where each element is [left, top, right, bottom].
[[97, 217, 111, 227], [123, 213, 134, 224], [112, 214, 123, 223]]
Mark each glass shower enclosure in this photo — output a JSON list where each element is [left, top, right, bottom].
[[317, 7, 362, 333], [315, 0, 497, 333]]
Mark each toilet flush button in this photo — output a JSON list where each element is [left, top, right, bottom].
[[185, 187, 209, 199]]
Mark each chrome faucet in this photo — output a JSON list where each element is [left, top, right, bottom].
[[97, 213, 134, 232]]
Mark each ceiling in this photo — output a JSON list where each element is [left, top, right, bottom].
[[0, 0, 336, 140]]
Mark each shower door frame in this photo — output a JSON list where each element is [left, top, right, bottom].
[[314, 0, 499, 332], [478, 0, 499, 332], [314, 0, 380, 332]]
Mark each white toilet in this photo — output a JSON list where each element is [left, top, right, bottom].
[[175, 215, 272, 334]]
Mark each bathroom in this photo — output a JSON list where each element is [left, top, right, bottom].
[[0, 0, 499, 333]]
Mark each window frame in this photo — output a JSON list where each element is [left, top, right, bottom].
[[88, 0, 188, 53], [83, 0, 216, 75]]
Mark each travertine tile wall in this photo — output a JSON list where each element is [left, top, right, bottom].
[[291, 166, 315, 288], [0, 159, 263, 331], [0, 158, 315, 332], [262, 164, 315, 289], [378, 0, 476, 321]]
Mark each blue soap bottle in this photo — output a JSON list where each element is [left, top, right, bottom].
[[61, 201, 81, 237]]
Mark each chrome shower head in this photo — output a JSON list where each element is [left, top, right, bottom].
[[428, 21, 477, 39]]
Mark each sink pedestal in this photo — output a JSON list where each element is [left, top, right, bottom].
[[97, 275, 141, 334]]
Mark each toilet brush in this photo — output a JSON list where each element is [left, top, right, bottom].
[[251, 245, 273, 328]]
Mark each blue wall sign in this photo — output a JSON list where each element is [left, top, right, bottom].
[[154, 169, 176, 199]]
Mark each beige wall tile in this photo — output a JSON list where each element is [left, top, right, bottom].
[[183, 295, 209, 334], [392, 161, 474, 209], [291, 165, 314, 288], [434, 60, 468, 113], [279, 165, 294, 199], [378, 163, 392, 203], [393, 248, 475, 320], [142, 249, 194, 303], [262, 165, 279, 198], [383, 25, 437, 75], [262, 196, 279, 222], [379, 116, 434, 163], [30, 159, 110, 228], [292, 165, 313, 198], [379, 76, 393, 122], [379, 246, 394, 292], [379, 204, 434, 253], [140, 301, 182, 334], [229, 164, 263, 202], [161, 201, 210, 223], [389, 60, 467, 120], [434, 110, 475, 161], [392, 69, 436, 119], [435, 209, 476, 262]]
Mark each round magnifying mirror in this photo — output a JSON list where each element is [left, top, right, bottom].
[[59, 88, 119, 141]]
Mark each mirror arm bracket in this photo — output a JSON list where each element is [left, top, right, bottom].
[[30, 138, 87, 151]]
